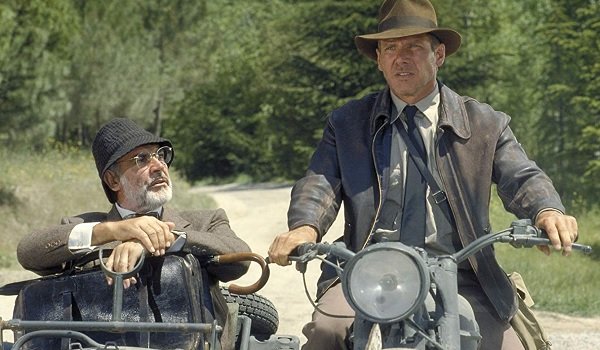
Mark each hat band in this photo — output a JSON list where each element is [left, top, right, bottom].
[[379, 16, 437, 32]]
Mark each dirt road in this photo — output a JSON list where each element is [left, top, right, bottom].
[[2, 183, 599, 348], [190, 183, 325, 343]]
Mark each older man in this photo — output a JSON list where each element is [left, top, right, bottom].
[[268, 0, 578, 349], [17, 117, 251, 347]]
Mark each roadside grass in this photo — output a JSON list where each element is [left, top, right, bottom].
[[1, 148, 598, 316], [490, 191, 600, 317], [0, 147, 214, 268]]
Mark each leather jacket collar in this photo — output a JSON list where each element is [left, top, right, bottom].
[[438, 83, 471, 140], [369, 82, 472, 140], [369, 86, 393, 137]]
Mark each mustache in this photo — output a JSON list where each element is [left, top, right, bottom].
[[148, 172, 170, 187]]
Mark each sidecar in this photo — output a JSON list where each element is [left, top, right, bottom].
[[0, 251, 299, 350]]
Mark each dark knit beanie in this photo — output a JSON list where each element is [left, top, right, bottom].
[[92, 118, 173, 203]]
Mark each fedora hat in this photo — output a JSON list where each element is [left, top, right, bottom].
[[355, 0, 461, 60]]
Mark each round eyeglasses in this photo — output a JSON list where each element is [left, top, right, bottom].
[[120, 146, 173, 168]]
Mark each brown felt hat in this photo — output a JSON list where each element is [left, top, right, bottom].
[[355, 0, 462, 60]]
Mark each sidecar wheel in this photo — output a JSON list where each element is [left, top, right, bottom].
[[220, 287, 279, 339]]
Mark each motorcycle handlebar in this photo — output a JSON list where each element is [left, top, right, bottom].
[[287, 220, 592, 269], [295, 242, 317, 257], [291, 241, 355, 262], [454, 219, 592, 263], [505, 226, 592, 254]]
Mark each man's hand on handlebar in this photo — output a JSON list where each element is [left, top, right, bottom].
[[268, 225, 318, 266], [535, 210, 578, 256]]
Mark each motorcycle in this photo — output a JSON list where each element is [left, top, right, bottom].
[[0, 247, 299, 350], [289, 219, 592, 350]]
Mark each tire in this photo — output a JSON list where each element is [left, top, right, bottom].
[[220, 287, 279, 339]]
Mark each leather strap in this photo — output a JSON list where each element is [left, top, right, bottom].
[[60, 281, 75, 350]]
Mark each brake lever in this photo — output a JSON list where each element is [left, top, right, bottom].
[[506, 220, 592, 254], [274, 242, 316, 273]]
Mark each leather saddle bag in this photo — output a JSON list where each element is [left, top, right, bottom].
[[10, 253, 214, 350]]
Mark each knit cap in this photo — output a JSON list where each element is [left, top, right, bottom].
[[92, 118, 173, 203]]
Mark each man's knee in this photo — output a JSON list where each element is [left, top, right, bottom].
[[302, 316, 351, 349], [302, 284, 353, 349]]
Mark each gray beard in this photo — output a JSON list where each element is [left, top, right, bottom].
[[120, 174, 173, 212]]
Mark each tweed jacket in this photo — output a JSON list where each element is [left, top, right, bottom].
[[17, 206, 251, 281], [17, 206, 250, 349], [287, 83, 565, 322]]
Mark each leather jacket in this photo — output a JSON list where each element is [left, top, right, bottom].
[[287, 82, 565, 321]]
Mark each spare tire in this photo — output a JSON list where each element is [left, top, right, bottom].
[[220, 287, 279, 339]]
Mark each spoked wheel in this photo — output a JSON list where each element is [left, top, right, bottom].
[[220, 287, 278, 339]]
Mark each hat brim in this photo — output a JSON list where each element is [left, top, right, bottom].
[[101, 137, 172, 176], [355, 27, 461, 60]]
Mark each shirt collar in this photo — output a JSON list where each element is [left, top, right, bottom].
[[390, 83, 440, 126], [116, 202, 162, 219]]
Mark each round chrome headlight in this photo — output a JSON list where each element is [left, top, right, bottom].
[[341, 243, 429, 323]]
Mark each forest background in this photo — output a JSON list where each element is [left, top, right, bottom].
[[1, 0, 599, 207], [0, 0, 598, 315]]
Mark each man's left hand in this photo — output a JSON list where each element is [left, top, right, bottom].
[[535, 210, 578, 256], [105, 241, 145, 288]]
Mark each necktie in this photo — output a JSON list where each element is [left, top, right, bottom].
[[400, 105, 427, 247], [124, 212, 160, 220]]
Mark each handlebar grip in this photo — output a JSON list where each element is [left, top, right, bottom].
[[293, 242, 316, 257], [572, 243, 593, 254], [513, 228, 593, 254], [537, 228, 592, 253]]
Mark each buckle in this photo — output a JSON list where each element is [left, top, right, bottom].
[[432, 191, 447, 204]]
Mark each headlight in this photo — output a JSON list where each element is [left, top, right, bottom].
[[341, 243, 429, 323]]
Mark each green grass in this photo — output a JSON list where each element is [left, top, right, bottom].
[[489, 190, 600, 317], [0, 146, 215, 268]]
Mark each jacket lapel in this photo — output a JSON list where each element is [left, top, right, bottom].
[[107, 205, 122, 221], [109, 205, 190, 232], [162, 207, 191, 231], [438, 82, 471, 140]]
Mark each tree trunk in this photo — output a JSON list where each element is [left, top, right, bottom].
[[153, 98, 162, 136]]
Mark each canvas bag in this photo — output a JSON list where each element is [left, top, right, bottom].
[[508, 272, 552, 350], [10, 253, 215, 350]]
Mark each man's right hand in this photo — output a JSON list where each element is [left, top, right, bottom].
[[92, 216, 176, 256], [268, 225, 318, 266]]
